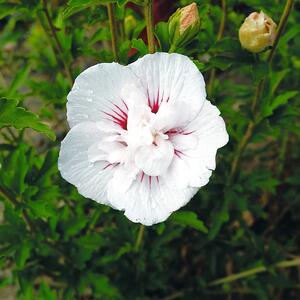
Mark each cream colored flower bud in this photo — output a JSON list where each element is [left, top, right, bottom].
[[168, 2, 200, 49], [239, 11, 277, 53]]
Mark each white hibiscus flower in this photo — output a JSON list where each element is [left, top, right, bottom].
[[58, 52, 229, 225]]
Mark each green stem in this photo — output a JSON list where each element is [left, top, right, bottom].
[[268, 0, 294, 64], [134, 224, 145, 252], [42, 0, 73, 86], [86, 207, 102, 234], [251, 76, 265, 112], [227, 0, 294, 185], [207, 0, 226, 97], [227, 122, 254, 186], [0, 186, 33, 231], [107, 3, 119, 62], [144, 0, 155, 53], [217, 0, 226, 41], [209, 257, 300, 286], [277, 130, 288, 175]]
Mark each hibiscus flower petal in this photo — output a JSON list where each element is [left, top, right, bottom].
[[67, 63, 144, 128], [108, 174, 198, 225], [188, 100, 229, 148], [161, 100, 228, 189], [58, 122, 117, 204], [129, 52, 206, 120]]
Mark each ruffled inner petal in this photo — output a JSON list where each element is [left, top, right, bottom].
[[134, 138, 174, 176]]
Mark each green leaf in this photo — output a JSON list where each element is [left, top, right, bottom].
[[76, 234, 104, 250], [209, 37, 240, 54], [18, 276, 34, 300], [35, 149, 59, 186], [0, 224, 20, 244], [252, 62, 269, 83], [38, 282, 57, 300], [84, 273, 120, 298], [271, 91, 299, 111], [12, 144, 29, 195], [96, 244, 132, 265], [170, 211, 208, 233], [64, 217, 88, 237], [208, 190, 233, 240], [206, 56, 232, 71], [279, 25, 300, 46], [262, 91, 299, 118], [193, 60, 205, 71], [63, 0, 116, 18], [0, 144, 29, 195], [27, 199, 56, 218], [131, 38, 149, 56], [15, 240, 31, 268], [155, 22, 170, 52], [0, 98, 55, 140], [269, 69, 290, 95], [6, 65, 31, 98], [0, 3, 17, 19]]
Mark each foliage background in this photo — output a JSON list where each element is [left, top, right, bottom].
[[0, 0, 300, 299]]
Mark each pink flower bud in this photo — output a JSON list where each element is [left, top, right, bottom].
[[168, 2, 200, 49]]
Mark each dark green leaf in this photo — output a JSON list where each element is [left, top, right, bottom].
[[155, 22, 170, 52], [131, 38, 149, 56], [0, 98, 55, 140], [170, 211, 208, 233], [15, 240, 31, 268]]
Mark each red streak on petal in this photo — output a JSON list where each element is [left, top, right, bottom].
[[174, 149, 184, 158], [151, 90, 160, 113], [182, 131, 194, 135], [146, 89, 152, 109], [102, 110, 128, 130], [166, 129, 179, 135], [165, 129, 195, 136], [113, 103, 128, 118], [122, 100, 129, 110], [112, 109, 127, 122], [102, 162, 119, 170], [149, 176, 152, 188], [156, 176, 159, 183], [140, 172, 145, 183], [103, 163, 113, 170]]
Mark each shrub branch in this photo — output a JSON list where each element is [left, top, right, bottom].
[[144, 0, 155, 54], [42, 0, 73, 85], [209, 257, 300, 286], [107, 3, 119, 62]]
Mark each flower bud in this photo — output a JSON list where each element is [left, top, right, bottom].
[[168, 2, 200, 50], [239, 11, 277, 53], [124, 15, 137, 39]]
